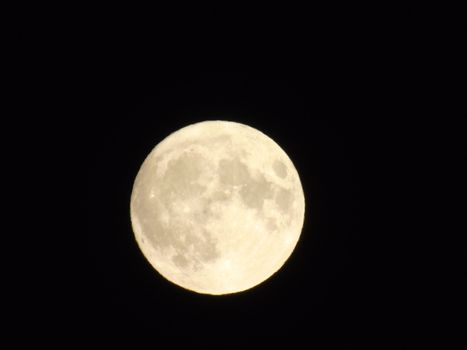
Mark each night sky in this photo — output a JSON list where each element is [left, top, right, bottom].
[[75, 14, 430, 346]]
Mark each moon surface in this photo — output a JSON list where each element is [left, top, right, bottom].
[[130, 120, 305, 295]]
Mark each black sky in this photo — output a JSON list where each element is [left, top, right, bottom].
[[67, 11, 436, 347], [81, 70, 418, 342]]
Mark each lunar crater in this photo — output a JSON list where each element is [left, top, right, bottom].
[[273, 160, 288, 179]]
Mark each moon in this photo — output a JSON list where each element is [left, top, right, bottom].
[[130, 120, 305, 295]]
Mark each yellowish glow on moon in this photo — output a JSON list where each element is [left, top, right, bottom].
[[130, 120, 305, 295]]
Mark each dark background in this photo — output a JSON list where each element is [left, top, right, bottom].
[[7, 4, 462, 347], [65, 10, 434, 347], [81, 73, 418, 345]]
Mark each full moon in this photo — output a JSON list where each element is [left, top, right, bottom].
[[130, 120, 305, 295]]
